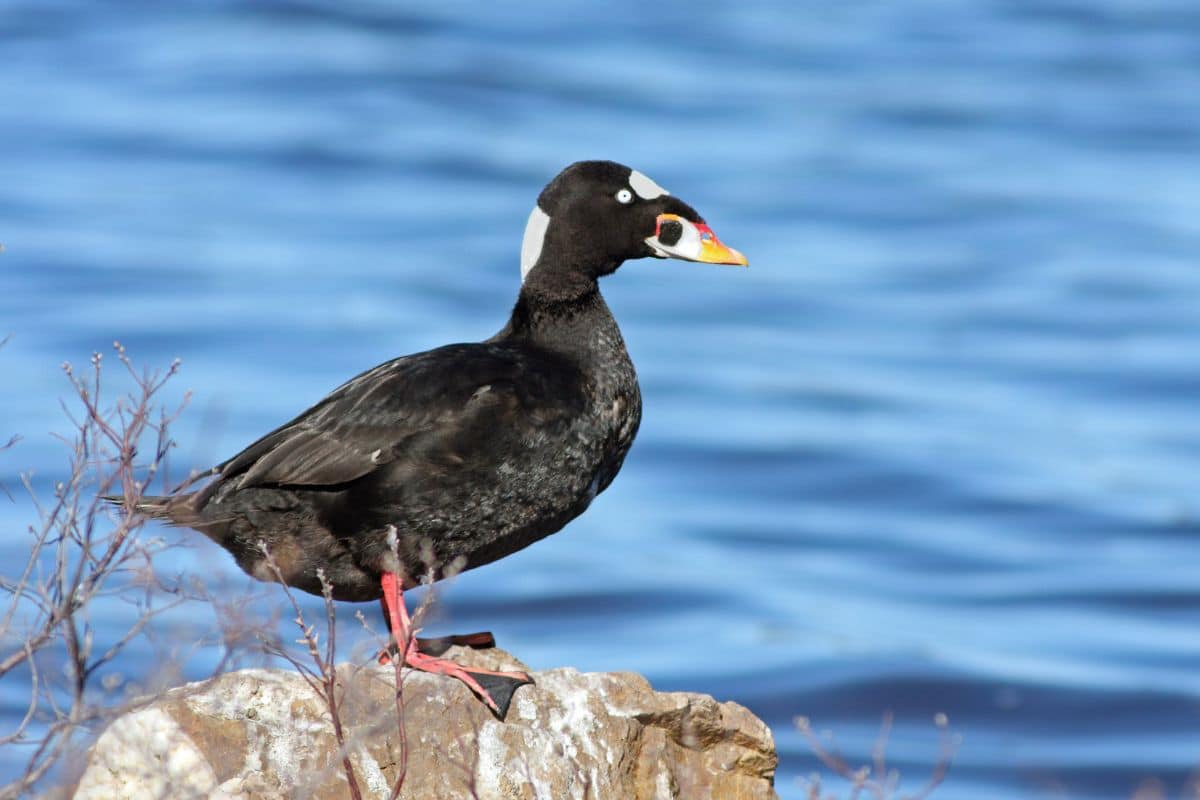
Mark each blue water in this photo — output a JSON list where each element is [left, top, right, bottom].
[[3, 1, 1200, 797]]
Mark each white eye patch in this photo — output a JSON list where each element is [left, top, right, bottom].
[[615, 188, 633, 204], [629, 170, 669, 200]]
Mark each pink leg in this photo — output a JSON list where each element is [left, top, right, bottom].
[[380, 572, 412, 648], [377, 571, 531, 716]]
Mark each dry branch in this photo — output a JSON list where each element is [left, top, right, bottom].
[[0, 344, 188, 799], [795, 712, 959, 800]]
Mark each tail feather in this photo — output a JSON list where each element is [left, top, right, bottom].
[[102, 493, 195, 525]]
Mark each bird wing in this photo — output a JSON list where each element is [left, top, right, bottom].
[[208, 342, 583, 493]]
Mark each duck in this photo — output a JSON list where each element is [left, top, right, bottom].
[[110, 160, 747, 718]]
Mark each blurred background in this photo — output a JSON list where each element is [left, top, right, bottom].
[[2, 1, 1200, 797]]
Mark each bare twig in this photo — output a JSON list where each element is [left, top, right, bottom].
[[0, 344, 191, 799], [256, 543, 365, 800], [795, 713, 959, 800]]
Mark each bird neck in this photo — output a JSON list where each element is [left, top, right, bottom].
[[520, 255, 610, 300], [503, 274, 626, 363]]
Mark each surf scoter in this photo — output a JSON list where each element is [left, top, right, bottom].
[[112, 160, 747, 717]]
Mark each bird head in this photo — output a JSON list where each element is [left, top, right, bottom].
[[520, 160, 747, 283]]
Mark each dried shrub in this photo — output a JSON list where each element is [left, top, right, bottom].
[[0, 344, 192, 798], [795, 712, 958, 800]]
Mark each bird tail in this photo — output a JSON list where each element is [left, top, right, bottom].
[[102, 493, 196, 525]]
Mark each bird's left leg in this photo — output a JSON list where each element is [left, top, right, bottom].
[[376, 572, 532, 719]]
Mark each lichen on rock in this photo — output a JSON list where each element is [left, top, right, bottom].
[[73, 647, 778, 800]]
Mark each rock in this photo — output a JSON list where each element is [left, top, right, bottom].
[[72, 646, 778, 799]]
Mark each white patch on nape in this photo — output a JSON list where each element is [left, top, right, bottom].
[[629, 169, 669, 200], [520, 205, 551, 281]]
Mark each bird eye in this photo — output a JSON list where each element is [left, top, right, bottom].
[[615, 188, 634, 205]]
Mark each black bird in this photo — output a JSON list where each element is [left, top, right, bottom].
[[112, 160, 746, 717]]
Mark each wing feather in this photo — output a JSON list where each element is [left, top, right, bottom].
[[205, 343, 581, 496]]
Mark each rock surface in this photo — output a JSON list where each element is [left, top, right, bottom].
[[73, 646, 778, 799]]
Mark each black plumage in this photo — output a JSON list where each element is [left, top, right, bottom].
[[179, 312, 634, 602], [114, 160, 745, 714]]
